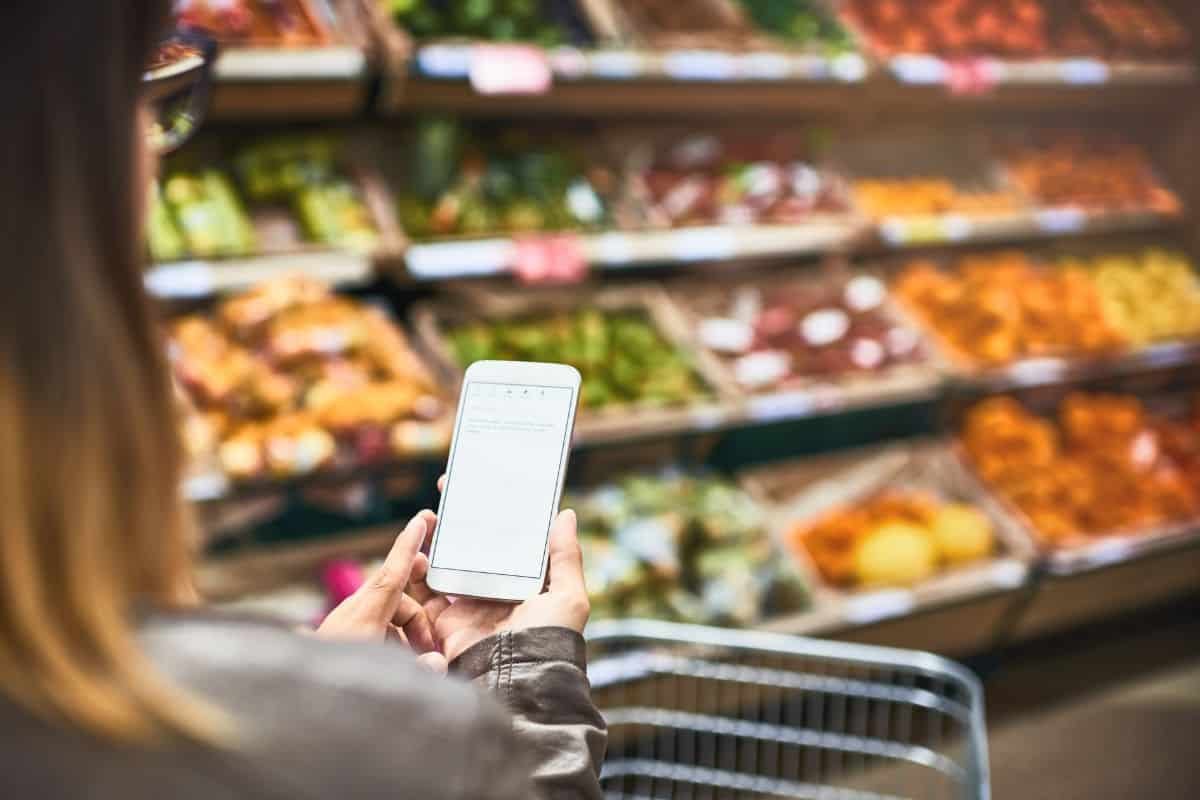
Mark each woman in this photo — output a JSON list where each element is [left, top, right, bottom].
[[0, 2, 604, 798]]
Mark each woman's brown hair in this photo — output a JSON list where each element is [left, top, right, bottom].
[[0, 1, 225, 743]]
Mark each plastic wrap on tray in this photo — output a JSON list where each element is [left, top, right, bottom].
[[386, 0, 595, 46], [568, 472, 811, 626], [837, 133, 1024, 221], [838, 0, 1192, 61], [150, 136, 383, 261], [741, 441, 1034, 608], [176, 0, 334, 47], [412, 286, 735, 439], [607, 0, 854, 53], [169, 276, 449, 484], [959, 392, 1200, 553], [394, 118, 617, 242], [624, 131, 852, 229], [1000, 134, 1181, 215], [673, 267, 936, 409], [892, 247, 1200, 370]]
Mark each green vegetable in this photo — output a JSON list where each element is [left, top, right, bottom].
[[736, 0, 855, 53], [448, 310, 706, 411]]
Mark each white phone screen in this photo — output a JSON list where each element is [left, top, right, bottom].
[[431, 381, 575, 579]]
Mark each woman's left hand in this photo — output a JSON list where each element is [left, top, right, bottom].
[[315, 510, 448, 674]]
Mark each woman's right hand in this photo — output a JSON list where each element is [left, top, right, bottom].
[[407, 477, 591, 663]]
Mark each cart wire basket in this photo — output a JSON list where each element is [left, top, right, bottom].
[[586, 620, 989, 800]]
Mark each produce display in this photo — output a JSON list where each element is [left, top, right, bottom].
[[840, 0, 1191, 59], [853, 178, 1021, 219], [569, 474, 810, 625], [1063, 249, 1200, 346], [962, 393, 1200, 545], [150, 169, 257, 260], [384, 0, 588, 46], [169, 277, 447, 482], [894, 248, 1200, 367], [788, 491, 995, 588], [149, 138, 379, 261], [684, 272, 927, 393], [735, 0, 857, 52], [396, 118, 614, 240], [176, 0, 332, 46], [894, 251, 1120, 366], [447, 308, 710, 410], [634, 133, 851, 228], [1003, 137, 1180, 214], [235, 138, 379, 251]]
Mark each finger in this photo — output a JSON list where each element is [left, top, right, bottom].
[[545, 509, 586, 596], [437, 474, 446, 492], [418, 652, 448, 675], [386, 623, 409, 645], [356, 514, 429, 622], [395, 594, 437, 654], [409, 552, 452, 622]]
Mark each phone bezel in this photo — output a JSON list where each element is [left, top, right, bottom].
[[426, 360, 581, 602]]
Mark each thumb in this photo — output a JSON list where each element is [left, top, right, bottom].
[[546, 509, 586, 596]]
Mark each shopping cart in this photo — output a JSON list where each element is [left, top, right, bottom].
[[586, 620, 989, 800]]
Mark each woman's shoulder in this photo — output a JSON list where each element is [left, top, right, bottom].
[[140, 610, 530, 800]]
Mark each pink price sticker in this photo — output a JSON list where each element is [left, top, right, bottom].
[[513, 234, 588, 284], [469, 44, 553, 95], [946, 57, 997, 95]]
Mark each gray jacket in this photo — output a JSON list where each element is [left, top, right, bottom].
[[0, 613, 607, 799]]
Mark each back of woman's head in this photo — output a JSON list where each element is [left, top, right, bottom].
[[0, 1, 223, 744]]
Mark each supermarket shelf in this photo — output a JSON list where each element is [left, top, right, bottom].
[[1043, 522, 1200, 577], [146, 250, 374, 299], [402, 220, 864, 280], [874, 207, 1182, 250], [209, 47, 369, 119], [886, 54, 1196, 88], [950, 338, 1200, 394]]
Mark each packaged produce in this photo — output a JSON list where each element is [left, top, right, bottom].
[[632, 132, 851, 228], [176, 0, 332, 46], [156, 169, 259, 259], [682, 271, 927, 394], [608, 0, 851, 53], [840, 0, 1190, 60], [1003, 136, 1180, 214], [853, 178, 1020, 219], [447, 308, 709, 411], [385, 0, 590, 46], [788, 491, 995, 588], [235, 137, 379, 251], [1060, 249, 1200, 346], [893, 251, 1125, 366], [396, 118, 614, 240], [961, 393, 1200, 545], [169, 276, 447, 482], [569, 473, 810, 625]]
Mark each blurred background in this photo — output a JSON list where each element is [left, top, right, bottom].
[[159, 1, 1199, 795]]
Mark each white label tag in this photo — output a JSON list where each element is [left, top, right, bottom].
[[1061, 58, 1110, 85], [1035, 207, 1087, 233], [663, 50, 738, 81], [588, 50, 646, 79], [145, 261, 215, 298], [688, 406, 728, 431], [468, 45, 553, 95], [590, 232, 636, 265], [416, 44, 473, 78], [891, 55, 948, 85], [216, 47, 365, 79], [990, 561, 1027, 588], [748, 391, 813, 422], [671, 227, 737, 261], [844, 590, 915, 624], [406, 240, 516, 279], [831, 53, 868, 82], [739, 52, 793, 80]]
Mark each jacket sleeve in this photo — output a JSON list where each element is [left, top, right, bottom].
[[454, 627, 607, 800]]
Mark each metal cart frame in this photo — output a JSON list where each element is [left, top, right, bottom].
[[587, 620, 990, 800]]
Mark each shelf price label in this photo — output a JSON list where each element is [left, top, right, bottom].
[[145, 261, 215, 298], [880, 215, 971, 246], [416, 45, 473, 78], [844, 590, 915, 625], [512, 234, 587, 284], [890, 54, 948, 85], [671, 226, 738, 261], [946, 58, 998, 95], [739, 52, 794, 80], [469, 45, 553, 95], [748, 391, 814, 423], [663, 50, 738, 81], [1061, 58, 1110, 85], [1035, 207, 1087, 234], [588, 49, 646, 80]]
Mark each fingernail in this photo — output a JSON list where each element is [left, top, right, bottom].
[[561, 509, 576, 523]]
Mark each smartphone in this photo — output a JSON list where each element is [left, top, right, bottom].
[[427, 360, 581, 602]]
